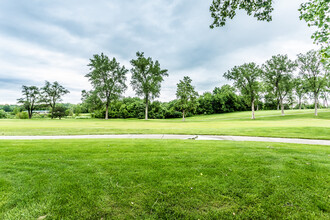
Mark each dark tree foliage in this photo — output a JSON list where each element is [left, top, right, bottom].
[[0, 105, 13, 112], [197, 92, 214, 115], [81, 87, 252, 120], [163, 100, 183, 119], [210, 0, 273, 28], [52, 106, 68, 119], [212, 84, 244, 113]]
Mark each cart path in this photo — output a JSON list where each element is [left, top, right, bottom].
[[1, 134, 329, 145]]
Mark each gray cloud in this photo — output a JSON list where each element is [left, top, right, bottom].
[[0, 0, 318, 104]]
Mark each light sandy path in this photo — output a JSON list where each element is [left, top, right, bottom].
[[0, 134, 329, 145]]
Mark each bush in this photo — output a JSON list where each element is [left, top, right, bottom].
[[16, 112, 29, 119], [12, 107, 22, 116], [94, 109, 105, 118], [52, 106, 68, 119], [66, 109, 74, 117], [0, 110, 7, 118]]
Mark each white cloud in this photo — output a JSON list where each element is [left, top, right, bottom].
[[0, 0, 322, 104]]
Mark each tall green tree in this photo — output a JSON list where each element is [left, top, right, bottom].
[[293, 77, 307, 110], [41, 81, 70, 119], [17, 85, 40, 119], [86, 53, 128, 119], [297, 50, 329, 116], [224, 62, 262, 119], [176, 76, 198, 121], [130, 52, 168, 120], [263, 55, 296, 116]]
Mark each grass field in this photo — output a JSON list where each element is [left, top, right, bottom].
[[1, 139, 329, 219], [0, 109, 329, 139]]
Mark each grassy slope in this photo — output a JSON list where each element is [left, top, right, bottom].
[[1, 109, 329, 139], [0, 139, 329, 219]]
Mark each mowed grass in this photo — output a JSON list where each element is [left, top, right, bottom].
[[0, 139, 329, 219], [0, 109, 329, 139]]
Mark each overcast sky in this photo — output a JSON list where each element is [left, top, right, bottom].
[[0, 0, 318, 104]]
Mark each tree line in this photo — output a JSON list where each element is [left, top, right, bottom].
[[14, 81, 69, 119], [12, 49, 329, 121], [225, 51, 329, 119], [6, 0, 329, 120]]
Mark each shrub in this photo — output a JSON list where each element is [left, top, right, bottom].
[[16, 112, 29, 119], [94, 109, 105, 118], [0, 110, 7, 118], [65, 109, 74, 117], [52, 106, 68, 119], [12, 107, 22, 116]]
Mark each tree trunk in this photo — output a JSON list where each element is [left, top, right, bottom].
[[182, 110, 185, 121], [28, 109, 32, 119], [145, 97, 148, 120], [323, 98, 327, 108], [277, 102, 280, 111], [251, 100, 255, 120], [299, 97, 302, 110], [105, 103, 109, 120], [280, 98, 284, 116], [314, 93, 318, 116], [51, 108, 54, 119], [52, 102, 56, 119]]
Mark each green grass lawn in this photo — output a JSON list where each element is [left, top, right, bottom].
[[1, 109, 329, 139], [0, 139, 329, 219]]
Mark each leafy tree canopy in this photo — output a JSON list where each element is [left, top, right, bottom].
[[263, 54, 296, 115], [176, 76, 198, 120], [210, 0, 329, 67], [17, 85, 40, 119], [224, 62, 262, 119], [41, 81, 70, 118], [85, 53, 128, 119], [210, 0, 273, 28], [299, 0, 330, 46], [130, 52, 168, 120], [297, 49, 329, 115]]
